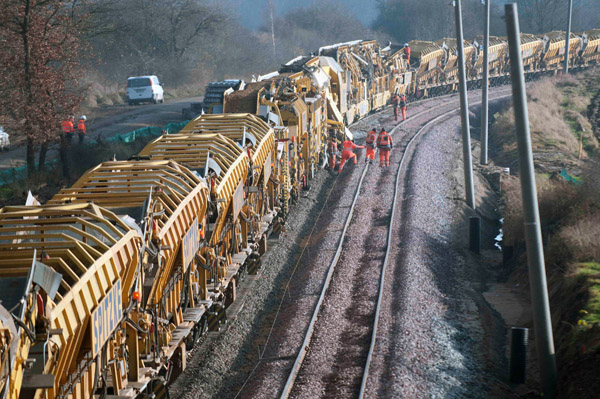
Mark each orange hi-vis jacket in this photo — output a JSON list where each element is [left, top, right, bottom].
[[328, 140, 338, 154], [366, 130, 377, 148], [77, 120, 86, 134], [62, 120, 74, 134], [342, 140, 362, 153], [377, 131, 392, 149]]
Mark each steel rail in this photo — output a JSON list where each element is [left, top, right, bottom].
[[237, 88, 512, 399], [279, 90, 509, 398], [359, 90, 514, 398]]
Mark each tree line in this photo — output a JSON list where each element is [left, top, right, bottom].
[[375, 0, 600, 43]]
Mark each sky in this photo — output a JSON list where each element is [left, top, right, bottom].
[[216, 0, 379, 30]]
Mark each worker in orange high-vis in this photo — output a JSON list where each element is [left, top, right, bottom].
[[392, 94, 400, 121], [77, 115, 87, 144], [404, 43, 411, 68], [327, 136, 339, 171], [61, 115, 75, 144], [400, 94, 408, 121], [338, 139, 364, 174], [377, 127, 393, 167], [365, 128, 377, 164]]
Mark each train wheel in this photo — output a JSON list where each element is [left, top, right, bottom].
[[145, 378, 170, 399]]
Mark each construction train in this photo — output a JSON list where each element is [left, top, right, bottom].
[[0, 28, 598, 399]]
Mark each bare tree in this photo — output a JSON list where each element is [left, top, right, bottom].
[[0, 0, 85, 176], [262, 0, 373, 61], [85, 0, 225, 86], [518, 0, 566, 33]]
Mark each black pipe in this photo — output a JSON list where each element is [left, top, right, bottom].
[[510, 327, 528, 384], [469, 216, 481, 254]]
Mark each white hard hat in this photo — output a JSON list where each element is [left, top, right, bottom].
[[404, 43, 408, 47], [80, 115, 86, 120]]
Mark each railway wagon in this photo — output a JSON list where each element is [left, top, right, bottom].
[[541, 31, 582, 69], [407, 40, 445, 96], [138, 130, 257, 318], [385, 45, 412, 96], [519, 33, 544, 71], [472, 36, 507, 77], [436, 38, 477, 87], [0, 204, 140, 399], [356, 40, 392, 111], [176, 113, 278, 253], [49, 161, 209, 396], [578, 29, 600, 65], [223, 80, 309, 205], [319, 41, 370, 123]]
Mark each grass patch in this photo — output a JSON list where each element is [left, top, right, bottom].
[[576, 262, 600, 325]]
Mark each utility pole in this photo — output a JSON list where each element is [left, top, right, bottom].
[[481, 0, 490, 165], [505, 4, 558, 398], [564, 0, 573, 73], [268, 0, 276, 60], [453, 0, 476, 209]]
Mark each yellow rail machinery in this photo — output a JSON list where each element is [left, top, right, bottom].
[[518, 34, 545, 71], [472, 36, 507, 77], [385, 46, 412, 96], [353, 40, 391, 111], [138, 133, 250, 320], [579, 29, 600, 66], [0, 204, 140, 399], [436, 38, 477, 86], [0, 316, 13, 397], [50, 160, 209, 392], [319, 41, 371, 121], [173, 113, 276, 256], [407, 40, 445, 95], [541, 31, 582, 69], [279, 57, 331, 180]]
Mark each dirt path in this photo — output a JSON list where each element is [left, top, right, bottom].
[[0, 96, 202, 170]]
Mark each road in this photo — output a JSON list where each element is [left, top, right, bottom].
[[0, 96, 202, 170]]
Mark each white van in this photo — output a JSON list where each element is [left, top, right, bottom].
[[126, 75, 164, 105]]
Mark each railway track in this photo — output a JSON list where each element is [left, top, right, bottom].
[[226, 88, 512, 399], [281, 90, 513, 399]]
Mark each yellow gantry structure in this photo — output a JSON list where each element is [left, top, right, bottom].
[[580, 29, 600, 65], [180, 113, 274, 188], [542, 31, 582, 68], [174, 113, 276, 247], [0, 204, 140, 399], [50, 160, 208, 308], [49, 160, 209, 384], [408, 40, 445, 87], [139, 129, 249, 285], [472, 36, 508, 76], [436, 38, 477, 82]]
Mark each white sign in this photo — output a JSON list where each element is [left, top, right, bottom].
[[182, 217, 199, 272], [91, 279, 122, 357]]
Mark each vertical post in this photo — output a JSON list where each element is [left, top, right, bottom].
[[564, 0, 573, 73], [454, 0, 476, 209], [505, 4, 557, 398], [481, 0, 490, 165]]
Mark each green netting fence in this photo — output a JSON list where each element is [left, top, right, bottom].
[[0, 120, 189, 186]]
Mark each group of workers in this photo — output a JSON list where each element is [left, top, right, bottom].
[[61, 115, 87, 144], [328, 127, 393, 173], [328, 87, 411, 173]]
